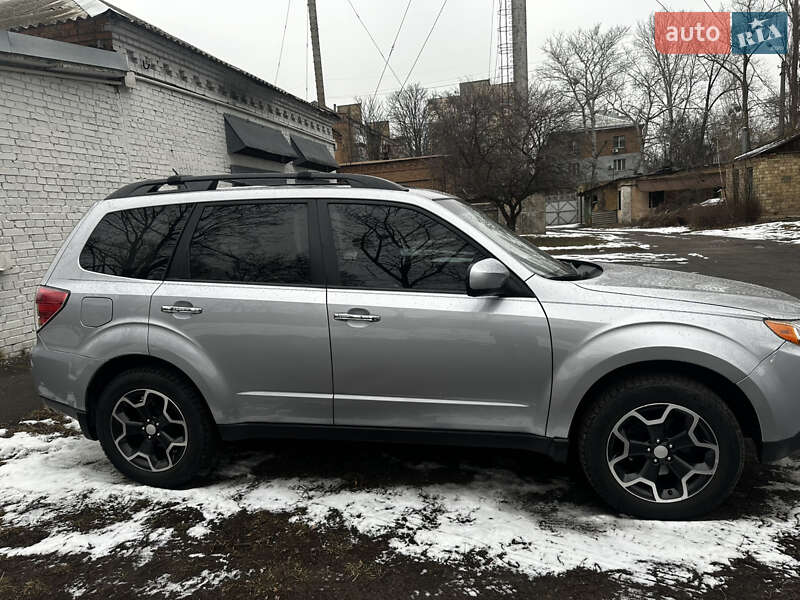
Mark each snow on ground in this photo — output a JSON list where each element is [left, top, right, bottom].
[[691, 221, 800, 244], [557, 252, 688, 265], [2, 421, 800, 594]]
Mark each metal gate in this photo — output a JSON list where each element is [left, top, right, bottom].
[[545, 193, 581, 226]]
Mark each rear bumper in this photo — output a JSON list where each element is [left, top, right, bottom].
[[41, 396, 95, 440]]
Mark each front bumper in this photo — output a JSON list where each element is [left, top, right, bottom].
[[738, 341, 800, 462]]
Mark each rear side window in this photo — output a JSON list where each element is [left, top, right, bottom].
[[80, 204, 191, 279], [188, 203, 311, 285]]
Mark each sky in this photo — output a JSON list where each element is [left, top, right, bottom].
[[108, 0, 757, 108]]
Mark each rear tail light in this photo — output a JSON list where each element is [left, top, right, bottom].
[[36, 286, 69, 328]]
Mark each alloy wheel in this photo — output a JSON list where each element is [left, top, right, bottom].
[[606, 403, 719, 503], [111, 389, 189, 472]]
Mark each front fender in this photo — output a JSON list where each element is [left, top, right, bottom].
[[544, 313, 780, 439]]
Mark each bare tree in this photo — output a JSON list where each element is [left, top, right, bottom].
[[430, 84, 572, 230], [388, 83, 431, 157], [540, 25, 630, 185], [709, 0, 784, 153], [353, 95, 388, 160]]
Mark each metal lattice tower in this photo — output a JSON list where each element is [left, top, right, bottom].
[[494, 0, 513, 88]]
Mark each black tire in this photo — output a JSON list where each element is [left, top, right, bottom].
[[578, 374, 744, 520], [96, 367, 218, 488]]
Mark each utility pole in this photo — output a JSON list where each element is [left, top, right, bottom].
[[307, 0, 326, 108], [779, 60, 786, 138], [511, 0, 527, 100]]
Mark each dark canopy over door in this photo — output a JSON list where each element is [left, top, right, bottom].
[[224, 113, 298, 163], [291, 134, 338, 172]]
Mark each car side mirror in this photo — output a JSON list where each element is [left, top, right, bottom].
[[467, 258, 510, 297]]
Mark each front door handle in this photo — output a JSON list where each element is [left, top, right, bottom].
[[334, 312, 381, 323], [161, 305, 203, 315]]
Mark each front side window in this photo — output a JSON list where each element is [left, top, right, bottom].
[[188, 203, 311, 285], [328, 203, 481, 293], [80, 204, 191, 280]]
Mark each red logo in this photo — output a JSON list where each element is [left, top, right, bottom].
[[655, 12, 731, 54]]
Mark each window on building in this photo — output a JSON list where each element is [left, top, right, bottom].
[[188, 203, 311, 285], [571, 140, 578, 155], [613, 158, 626, 171], [80, 204, 191, 280], [570, 162, 580, 177], [613, 135, 626, 150], [649, 191, 665, 209], [617, 190, 622, 211], [327, 203, 481, 293]]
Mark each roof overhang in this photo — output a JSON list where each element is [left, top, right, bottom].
[[224, 113, 298, 163], [0, 29, 128, 78], [290, 134, 338, 172]]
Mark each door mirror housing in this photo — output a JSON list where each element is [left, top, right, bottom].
[[467, 258, 510, 297]]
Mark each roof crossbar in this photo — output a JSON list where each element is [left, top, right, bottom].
[[105, 171, 408, 199]]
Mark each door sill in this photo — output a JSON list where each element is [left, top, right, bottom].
[[217, 423, 569, 463]]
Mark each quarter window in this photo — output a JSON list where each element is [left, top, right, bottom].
[[188, 203, 311, 285], [328, 203, 481, 293], [80, 204, 191, 280]]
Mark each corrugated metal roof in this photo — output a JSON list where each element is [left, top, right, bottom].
[[0, 0, 89, 30], [734, 131, 800, 161], [0, 0, 337, 119]]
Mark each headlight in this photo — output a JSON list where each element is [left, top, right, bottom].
[[765, 320, 800, 345]]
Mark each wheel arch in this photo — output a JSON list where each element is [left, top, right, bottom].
[[84, 354, 211, 440], [565, 360, 762, 459]]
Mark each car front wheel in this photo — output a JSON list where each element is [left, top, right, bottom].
[[96, 367, 218, 488], [578, 374, 745, 520]]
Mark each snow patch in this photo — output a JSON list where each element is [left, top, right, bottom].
[[2, 425, 800, 590], [692, 221, 800, 244]]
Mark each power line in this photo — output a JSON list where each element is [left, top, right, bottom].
[[275, 0, 292, 84], [346, 0, 405, 87], [371, 0, 412, 105], [401, 0, 449, 90]]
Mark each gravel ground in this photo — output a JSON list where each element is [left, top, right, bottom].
[[2, 225, 799, 599]]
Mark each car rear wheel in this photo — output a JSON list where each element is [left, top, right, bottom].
[[578, 374, 744, 519], [96, 367, 218, 488]]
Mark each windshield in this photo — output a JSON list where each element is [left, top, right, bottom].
[[437, 198, 576, 279]]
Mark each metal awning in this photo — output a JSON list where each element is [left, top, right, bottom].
[[290, 134, 338, 172], [224, 114, 298, 163]]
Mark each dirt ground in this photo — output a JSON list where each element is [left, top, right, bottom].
[[2, 228, 800, 599]]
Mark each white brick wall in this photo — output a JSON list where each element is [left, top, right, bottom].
[[0, 65, 334, 356]]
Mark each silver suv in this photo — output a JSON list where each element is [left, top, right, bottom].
[[32, 172, 800, 519]]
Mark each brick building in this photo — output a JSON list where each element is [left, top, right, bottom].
[[560, 113, 643, 186], [332, 102, 396, 164], [727, 133, 800, 219], [0, 0, 338, 356]]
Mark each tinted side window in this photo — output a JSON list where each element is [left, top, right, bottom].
[[80, 204, 191, 280], [188, 203, 311, 285], [328, 203, 481, 292]]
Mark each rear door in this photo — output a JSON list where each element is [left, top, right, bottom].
[[321, 200, 552, 435], [149, 199, 333, 425]]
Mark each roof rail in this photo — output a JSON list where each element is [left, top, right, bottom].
[[105, 171, 408, 199]]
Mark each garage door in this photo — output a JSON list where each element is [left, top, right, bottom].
[[546, 193, 580, 226]]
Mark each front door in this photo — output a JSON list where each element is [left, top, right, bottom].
[[322, 201, 552, 435], [149, 200, 332, 425]]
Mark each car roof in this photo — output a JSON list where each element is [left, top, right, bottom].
[[99, 184, 453, 213]]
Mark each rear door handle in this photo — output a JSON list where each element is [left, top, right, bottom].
[[334, 312, 381, 323], [161, 305, 203, 314]]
